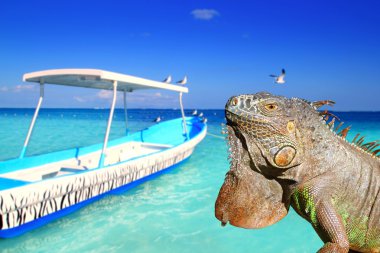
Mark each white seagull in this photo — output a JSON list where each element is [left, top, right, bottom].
[[192, 110, 198, 116], [176, 76, 187, 85], [269, 69, 286, 84], [162, 75, 172, 83], [198, 112, 204, 117], [153, 116, 161, 123]]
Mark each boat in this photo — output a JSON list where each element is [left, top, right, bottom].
[[0, 69, 207, 238]]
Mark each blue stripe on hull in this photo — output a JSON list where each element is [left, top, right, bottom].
[[0, 157, 188, 238]]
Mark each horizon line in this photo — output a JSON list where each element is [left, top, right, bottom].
[[1, 107, 380, 113]]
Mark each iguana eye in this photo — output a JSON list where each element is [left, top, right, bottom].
[[231, 97, 239, 106], [265, 103, 278, 111]]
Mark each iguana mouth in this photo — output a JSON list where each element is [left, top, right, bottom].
[[225, 110, 275, 141], [225, 109, 286, 138], [225, 110, 269, 126]]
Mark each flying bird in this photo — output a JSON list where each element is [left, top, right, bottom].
[[201, 118, 208, 124], [269, 69, 286, 84], [176, 76, 187, 85], [162, 75, 172, 83], [153, 116, 161, 123], [192, 110, 198, 116], [198, 112, 204, 117]]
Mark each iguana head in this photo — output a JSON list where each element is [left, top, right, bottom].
[[225, 92, 306, 173], [215, 92, 317, 229]]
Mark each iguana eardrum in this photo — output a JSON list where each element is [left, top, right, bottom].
[[215, 92, 380, 253]]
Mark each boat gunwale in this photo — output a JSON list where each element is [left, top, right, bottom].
[[0, 122, 207, 215], [0, 117, 200, 172], [0, 117, 206, 186]]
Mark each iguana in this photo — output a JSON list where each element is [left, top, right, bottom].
[[215, 92, 380, 253]]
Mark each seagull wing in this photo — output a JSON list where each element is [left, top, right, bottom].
[[269, 74, 277, 77], [163, 75, 172, 83], [176, 76, 187, 84]]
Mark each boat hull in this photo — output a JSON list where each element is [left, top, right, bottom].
[[0, 117, 206, 237]]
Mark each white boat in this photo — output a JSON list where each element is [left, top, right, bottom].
[[0, 69, 207, 237]]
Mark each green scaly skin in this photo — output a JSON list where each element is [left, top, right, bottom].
[[215, 92, 380, 253]]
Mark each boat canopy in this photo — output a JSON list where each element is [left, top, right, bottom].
[[19, 68, 190, 163], [23, 69, 188, 93]]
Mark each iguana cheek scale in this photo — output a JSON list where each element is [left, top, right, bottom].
[[215, 92, 380, 253]]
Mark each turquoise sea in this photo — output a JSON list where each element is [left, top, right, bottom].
[[0, 109, 379, 253]]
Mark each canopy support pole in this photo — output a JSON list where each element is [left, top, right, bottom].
[[123, 90, 128, 135], [19, 82, 44, 159], [98, 81, 118, 168], [179, 92, 189, 140]]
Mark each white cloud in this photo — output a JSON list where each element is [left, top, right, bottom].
[[0, 86, 9, 92], [0, 84, 36, 93], [14, 84, 35, 92], [96, 90, 113, 99], [92, 90, 175, 108], [191, 9, 220, 20], [73, 96, 86, 103], [127, 92, 174, 104]]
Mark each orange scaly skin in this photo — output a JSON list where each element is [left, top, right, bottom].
[[215, 92, 380, 253]]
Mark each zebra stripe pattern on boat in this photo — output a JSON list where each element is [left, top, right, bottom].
[[0, 143, 196, 230]]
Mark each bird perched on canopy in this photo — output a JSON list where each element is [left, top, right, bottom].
[[176, 76, 187, 85], [162, 75, 172, 83]]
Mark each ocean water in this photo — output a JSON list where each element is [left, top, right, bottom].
[[0, 109, 379, 253]]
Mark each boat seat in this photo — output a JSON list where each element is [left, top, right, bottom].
[[57, 165, 88, 176], [60, 166, 88, 172], [41, 165, 88, 180]]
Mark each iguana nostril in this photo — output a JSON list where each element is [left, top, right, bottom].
[[245, 99, 251, 108], [274, 146, 296, 167], [239, 98, 244, 109]]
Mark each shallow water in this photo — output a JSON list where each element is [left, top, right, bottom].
[[0, 109, 379, 252]]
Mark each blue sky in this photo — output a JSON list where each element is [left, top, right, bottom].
[[0, 0, 379, 110]]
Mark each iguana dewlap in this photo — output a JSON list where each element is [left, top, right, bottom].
[[215, 92, 380, 253]]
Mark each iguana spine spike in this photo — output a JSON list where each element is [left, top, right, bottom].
[[357, 137, 366, 146], [368, 144, 380, 153], [335, 122, 344, 132], [373, 149, 380, 156], [327, 118, 335, 129], [362, 142, 377, 151], [352, 133, 360, 144], [339, 126, 351, 139], [319, 110, 341, 122], [312, 100, 336, 109]]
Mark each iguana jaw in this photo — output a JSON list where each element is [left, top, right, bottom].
[[215, 125, 289, 229], [215, 170, 289, 229]]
